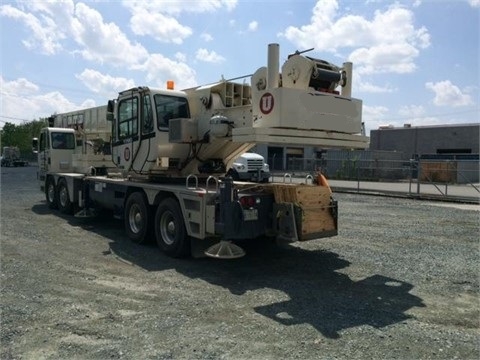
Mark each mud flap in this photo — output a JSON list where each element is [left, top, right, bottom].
[[273, 203, 299, 244]]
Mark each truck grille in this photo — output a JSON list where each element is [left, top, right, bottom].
[[247, 159, 264, 170]]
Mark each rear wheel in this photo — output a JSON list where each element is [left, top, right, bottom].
[[46, 177, 58, 209], [57, 178, 73, 214], [155, 198, 190, 258], [124, 192, 151, 244]]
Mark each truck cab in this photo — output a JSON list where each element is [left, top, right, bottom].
[[228, 152, 270, 183]]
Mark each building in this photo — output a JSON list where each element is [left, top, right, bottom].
[[369, 123, 479, 159], [253, 123, 479, 183]]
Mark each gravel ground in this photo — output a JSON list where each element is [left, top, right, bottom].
[[1, 166, 479, 360]]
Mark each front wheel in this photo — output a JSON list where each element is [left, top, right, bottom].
[[46, 177, 58, 209], [124, 192, 151, 244], [155, 198, 190, 258], [57, 178, 73, 214]]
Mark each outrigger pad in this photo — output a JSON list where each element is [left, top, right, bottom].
[[204, 241, 246, 259], [74, 208, 98, 218]]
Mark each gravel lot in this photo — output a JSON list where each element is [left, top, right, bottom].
[[1, 166, 479, 359]]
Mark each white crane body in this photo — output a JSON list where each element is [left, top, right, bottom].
[[35, 43, 367, 259]]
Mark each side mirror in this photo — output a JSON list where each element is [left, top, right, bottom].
[[107, 99, 115, 121], [32, 137, 38, 154]]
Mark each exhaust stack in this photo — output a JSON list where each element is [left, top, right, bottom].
[[267, 43, 279, 90]]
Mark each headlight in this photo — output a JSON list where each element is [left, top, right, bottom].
[[263, 164, 269, 171]]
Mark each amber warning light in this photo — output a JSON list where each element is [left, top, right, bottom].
[[167, 80, 174, 90]]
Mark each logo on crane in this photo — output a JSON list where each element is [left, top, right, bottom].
[[124, 147, 131, 161], [260, 93, 274, 114]]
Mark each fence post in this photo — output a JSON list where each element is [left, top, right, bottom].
[[409, 159, 414, 195], [357, 162, 360, 192], [417, 160, 421, 195]]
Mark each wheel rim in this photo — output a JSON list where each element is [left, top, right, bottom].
[[160, 211, 176, 245], [47, 183, 55, 203], [128, 204, 143, 234], [59, 186, 68, 207]]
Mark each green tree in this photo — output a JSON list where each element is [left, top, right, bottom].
[[1, 119, 47, 160]]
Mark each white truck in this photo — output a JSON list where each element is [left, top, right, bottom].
[[228, 152, 270, 183], [1, 146, 29, 167], [34, 43, 368, 259]]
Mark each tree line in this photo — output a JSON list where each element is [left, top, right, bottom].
[[1, 119, 48, 160]]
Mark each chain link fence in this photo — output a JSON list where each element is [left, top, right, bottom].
[[268, 155, 480, 202]]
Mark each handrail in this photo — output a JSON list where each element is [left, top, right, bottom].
[[206, 175, 219, 193], [283, 173, 292, 183], [186, 174, 199, 189]]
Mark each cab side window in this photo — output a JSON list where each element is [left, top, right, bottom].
[[154, 94, 190, 130], [142, 95, 154, 135], [39, 131, 46, 151], [118, 97, 138, 138]]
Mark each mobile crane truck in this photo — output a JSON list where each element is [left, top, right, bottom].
[[34, 43, 368, 259]]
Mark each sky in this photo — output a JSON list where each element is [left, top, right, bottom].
[[0, 0, 479, 134]]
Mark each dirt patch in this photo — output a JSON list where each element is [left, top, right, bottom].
[[1, 166, 479, 359]]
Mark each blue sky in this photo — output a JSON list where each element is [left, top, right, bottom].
[[0, 0, 479, 134]]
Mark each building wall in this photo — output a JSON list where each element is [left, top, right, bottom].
[[369, 124, 480, 158]]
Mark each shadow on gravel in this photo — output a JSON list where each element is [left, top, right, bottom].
[[33, 202, 426, 340]]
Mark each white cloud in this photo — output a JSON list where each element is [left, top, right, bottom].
[[129, 9, 192, 44], [71, 3, 149, 66], [468, 0, 480, 7], [0, 3, 68, 54], [175, 52, 187, 62], [248, 21, 258, 31], [350, 43, 419, 74], [398, 104, 426, 118], [122, 0, 238, 15], [397, 105, 438, 125], [362, 104, 390, 131], [0, 76, 87, 122], [358, 80, 395, 93], [134, 54, 197, 89], [201, 33, 214, 42], [1, 77, 39, 95], [425, 80, 474, 107], [124, 0, 237, 43], [195, 48, 226, 63], [75, 69, 135, 97], [0, 1, 150, 66], [279, 0, 430, 75]]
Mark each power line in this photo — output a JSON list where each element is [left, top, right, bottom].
[[0, 115, 35, 123]]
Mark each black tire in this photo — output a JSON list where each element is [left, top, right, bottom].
[[45, 177, 58, 209], [57, 178, 73, 214], [124, 192, 151, 244], [155, 198, 190, 258]]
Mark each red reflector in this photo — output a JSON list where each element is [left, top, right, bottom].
[[239, 196, 256, 208]]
